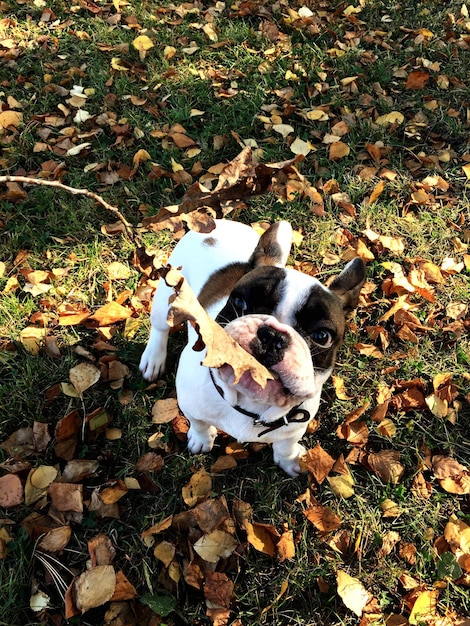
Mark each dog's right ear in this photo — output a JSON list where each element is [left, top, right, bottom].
[[249, 221, 292, 268]]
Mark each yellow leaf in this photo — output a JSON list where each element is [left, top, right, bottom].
[[19, 326, 46, 355], [202, 22, 218, 42], [132, 35, 154, 52], [153, 541, 176, 567], [182, 467, 212, 507], [336, 570, 371, 616], [111, 57, 129, 71], [375, 111, 404, 126], [290, 136, 313, 155], [327, 474, 355, 498], [409, 589, 439, 625], [163, 45, 177, 59], [0, 110, 23, 129], [462, 163, 470, 179], [329, 141, 350, 160], [305, 109, 329, 121]]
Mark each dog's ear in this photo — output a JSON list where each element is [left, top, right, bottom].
[[328, 257, 366, 313], [249, 221, 292, 268]]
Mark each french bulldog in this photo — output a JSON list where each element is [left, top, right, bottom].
[[140, 220, 365, 475]]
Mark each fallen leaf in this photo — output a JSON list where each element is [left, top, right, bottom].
[[304, 501, 342, 533], [89, 302, 132, 325], [74, 565, 116, 613], [163, 266, 273, 388], [0, 473, 24, 507], [367, 450, 404, 484], [0, 110, 23, 129], [336, 570, 372, 617], [329, 141, 350, 160], [408, 589, 438, 624], [69, 363, 101, 395], [193, 529, 237, 563], [182, 467, 212, 507]]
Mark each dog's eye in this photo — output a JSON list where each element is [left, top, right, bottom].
[[232, 296, 247, 313], [311, 329, 333, 347]]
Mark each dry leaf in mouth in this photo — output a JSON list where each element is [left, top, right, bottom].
[[161, 266, 273, 388]]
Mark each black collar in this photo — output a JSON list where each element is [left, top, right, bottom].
[[209, 369, 311, 437]]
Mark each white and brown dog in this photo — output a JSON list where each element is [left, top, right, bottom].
[[140, 220, 365, 475]]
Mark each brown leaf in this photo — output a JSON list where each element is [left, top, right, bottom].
[[204, 571, 234, 609], [405, 70, 430, 89], [182, 467, 212, 507], [367, 450, 404, 484], [277, 529, 295, 562], [163, 266, 273, 388], [304, 501, 342, 533], [329, 141, 350, 160], [244, 521, 277, 556], [304, 443, 335, 484], [48, 483, 83, 512], [151, 398, 180, 424], [74, 565, 116, 613], [0, 473, 24, 508], [38, 526, 72, 552]]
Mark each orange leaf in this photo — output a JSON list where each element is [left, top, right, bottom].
[[329, 141, 350, 160], [304, 443, 335, 483], [368, 180, 385, 204], [89, 302, 132, 325], [405, 70, 430, 89], [304, 501, 341, 533]]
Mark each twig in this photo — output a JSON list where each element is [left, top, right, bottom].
[[0, 175, 134, 238]]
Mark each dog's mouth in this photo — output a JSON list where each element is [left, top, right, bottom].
[[218, 315, 315, 407]]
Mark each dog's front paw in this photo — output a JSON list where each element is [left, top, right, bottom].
[[140, 329, 169, 380], [139, 349, 165, 381], [187, 424, 217, 454], [273, 443, 307, 477]]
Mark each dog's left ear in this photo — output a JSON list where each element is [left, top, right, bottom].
[[249, 221, 293, 268], [328, 257, 366, 313]]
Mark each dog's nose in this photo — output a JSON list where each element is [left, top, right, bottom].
[[251, 325, 291, 368]]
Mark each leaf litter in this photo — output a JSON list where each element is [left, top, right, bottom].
[[1, 0, 470, 625]]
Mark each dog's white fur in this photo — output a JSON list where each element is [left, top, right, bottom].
[[140, 220, 364, 475]]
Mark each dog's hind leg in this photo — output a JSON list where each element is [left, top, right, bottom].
[[272, 438, 307, 476]]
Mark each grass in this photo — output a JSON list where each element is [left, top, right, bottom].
[[1, 0, 470, 624]]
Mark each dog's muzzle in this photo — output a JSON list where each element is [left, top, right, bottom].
[[219, 314, 315, 407]]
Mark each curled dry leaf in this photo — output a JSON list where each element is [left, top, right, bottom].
[[432, 455, 470, 494], [243, 521, 277, 557], [304, 501, 342, 533], [162, 266, 273, 388]]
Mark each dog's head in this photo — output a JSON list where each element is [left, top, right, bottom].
[[201, 222, 366, 416]]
